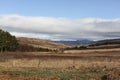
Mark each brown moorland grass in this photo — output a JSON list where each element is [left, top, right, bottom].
[[0, 48, 120, 80], [0, 48, 120, 68]]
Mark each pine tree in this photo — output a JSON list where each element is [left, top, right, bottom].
[[0, 29, 18, 52]]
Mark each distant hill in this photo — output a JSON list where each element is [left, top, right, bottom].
[[17, 37, 68, 50], [55, 39, 93, 45], [17, 37, 120, 51], [88, 39, 120, 49], [91, 39, 120, 45], [65, 39, 120, 50]]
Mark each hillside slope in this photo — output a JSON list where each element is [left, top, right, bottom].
[[88, 39, 120, 49], [17, 37, 68, 49], [94, 39, 120, 44]]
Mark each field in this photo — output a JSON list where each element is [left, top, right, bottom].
[[0, 48, 120, 80]]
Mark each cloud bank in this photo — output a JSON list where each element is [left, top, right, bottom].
[[0, 14, 120, 40]]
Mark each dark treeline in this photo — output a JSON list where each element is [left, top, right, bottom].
[[65, 44, 120, 50], [17, 44, 51, 52], [0, 29, 18, 52], [89, 42, 120, 46], [65, 46, 87, 50], [17, 44, 65, 53]]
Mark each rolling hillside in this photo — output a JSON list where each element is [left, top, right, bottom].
[[93, 39, 120, 44], [17, 37, 120, 51], [17, 37, 69, 50], [87, 39, 120, 49]]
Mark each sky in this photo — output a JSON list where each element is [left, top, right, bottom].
[[0, 0, 120, 40]]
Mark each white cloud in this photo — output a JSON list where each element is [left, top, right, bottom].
[[0, 14, 120, 40]]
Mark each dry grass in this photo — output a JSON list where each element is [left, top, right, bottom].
[[0, 72, 62, 80], [0, 48, 120, 80], [0, 48, 120, 69], [0, 58, 120, 70]]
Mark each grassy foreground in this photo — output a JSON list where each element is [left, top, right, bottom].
[[0, 48, 120, 80], [0, 67, 120, 80]]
